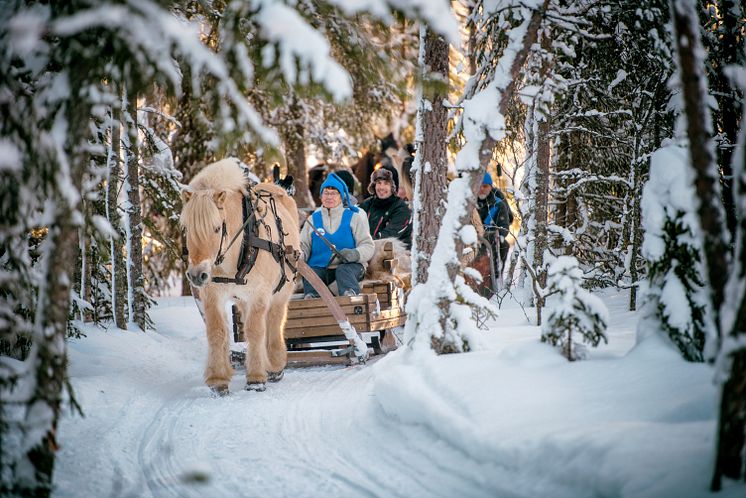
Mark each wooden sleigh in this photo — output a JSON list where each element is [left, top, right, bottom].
[[229, 241, 407, 367]]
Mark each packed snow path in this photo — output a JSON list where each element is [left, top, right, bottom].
[[54, 295, 746, 498], [54, 298, 516, 498]]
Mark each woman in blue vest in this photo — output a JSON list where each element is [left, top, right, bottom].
[[300, 173, 375, 298]]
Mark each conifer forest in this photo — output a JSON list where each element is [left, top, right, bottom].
[[1, 1, 745, 497]]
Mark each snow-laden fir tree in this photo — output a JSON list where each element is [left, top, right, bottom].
[[640, 143, 708, 361], [541, 256, 609, 361]]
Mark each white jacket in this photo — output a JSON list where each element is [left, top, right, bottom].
[[300, 203, 374, 269]]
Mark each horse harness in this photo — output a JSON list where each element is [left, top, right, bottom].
[[199, 188, 298, 294]]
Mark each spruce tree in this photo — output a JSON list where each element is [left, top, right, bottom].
[[541, 256, 609, 361], [641, 144, 708, 361]]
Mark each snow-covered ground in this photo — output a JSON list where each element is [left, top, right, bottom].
[[54, 291, 745, 498]]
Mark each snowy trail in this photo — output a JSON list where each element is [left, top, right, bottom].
[[54, 294, 743, 498], [55, 297, 512, 498]]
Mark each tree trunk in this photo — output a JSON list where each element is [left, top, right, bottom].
[[670, 0, 744, 487], [532, 30, 552, 325], [412, 26, 449, 286], [533, 107, 550, 325], [172, 67, 212, 297], [108, 105, 128, 329], [283, 94, 313, 209], [711, 0, 743, 238], [671, 0, 730, 323], [20, 78, 89, 498], [467, 8, 477, 76], [628, 161, 644, 311], [711, 59, 746, 494], [124, 89, 148, 330], [410, 2, 547, 354]]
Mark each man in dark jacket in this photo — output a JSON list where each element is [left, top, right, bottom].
[[359, 165, 412, 249], [477, 172, 513, 270]]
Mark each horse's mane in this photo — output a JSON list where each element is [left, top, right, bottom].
[[180, 191, 223, 243], [188, 158, 248, 194], [181, 158, 248, 243]]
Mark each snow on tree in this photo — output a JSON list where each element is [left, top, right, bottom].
[[668, 0, 746, 487], [640, 143, 709, 361], [0, 1, 463, 494], [541, 256, 609, 361], [404, 0, 547, 354]]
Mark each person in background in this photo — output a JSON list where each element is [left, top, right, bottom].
[[300, 173, 374, 298], [359, 165, 412, 249], [332, 169, 358, 206], [477, 172, 514, 270]]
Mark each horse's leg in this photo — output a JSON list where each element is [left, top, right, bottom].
[[203, 294, 233, 395], [242, 297, 270, 391], [266, 294, 290, 382]]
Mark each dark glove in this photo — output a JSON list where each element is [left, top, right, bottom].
[[339, 248, 360, 263]]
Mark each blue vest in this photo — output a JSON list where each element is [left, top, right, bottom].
[[308, 209, 356, 268]]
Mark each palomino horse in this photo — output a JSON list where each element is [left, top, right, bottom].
[[180, 158, 300, 395]]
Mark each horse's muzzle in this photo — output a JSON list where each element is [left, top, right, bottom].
[[187, 268, 210, 287]]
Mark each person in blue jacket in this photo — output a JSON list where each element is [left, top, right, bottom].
[[300, 173, 374, 298], [477, 172, 514, 270]]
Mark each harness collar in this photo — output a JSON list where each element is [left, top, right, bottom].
[[210, 189, 298, 293]]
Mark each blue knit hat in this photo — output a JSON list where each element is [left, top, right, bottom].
[[483, 172, 493, 186], [320, 172, 358, 212]]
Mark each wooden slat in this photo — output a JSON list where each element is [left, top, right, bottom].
[[361, 284, 390, 296], [287, 350, 352, 367], [285, 324, 358, 338], [287, 303, 370, 320], [288, 294, 374, 310], [375, 308, 404, 320], [369, 316, 406, 331], [284, 317, 401, 339], [286, 320, 377, 338], [286, 312, 371, 329]]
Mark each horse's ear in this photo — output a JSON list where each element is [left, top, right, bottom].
[[181, 190, 193, 204], [213, 190, 227, 208]]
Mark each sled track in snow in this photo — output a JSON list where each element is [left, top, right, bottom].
[[129, 360, 540, 498], [278, 366, 505, 498], [137, 392, 200, 498]]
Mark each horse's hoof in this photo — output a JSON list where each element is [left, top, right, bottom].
[[267, 370, 284, 383], [245, 382, 266, 392], [209, 385, 230, 397]]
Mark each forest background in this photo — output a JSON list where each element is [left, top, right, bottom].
[[0, 1, 744, 497]]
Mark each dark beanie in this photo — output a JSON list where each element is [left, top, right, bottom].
[[368, 165, 399, 195], [333, 169, 356, 195]]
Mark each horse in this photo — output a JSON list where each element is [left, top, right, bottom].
[[180, 158, 300, 395], [352, 137, 414, 203]]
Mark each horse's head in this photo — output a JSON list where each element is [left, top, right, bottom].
[[180, 189, 229, 287]]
